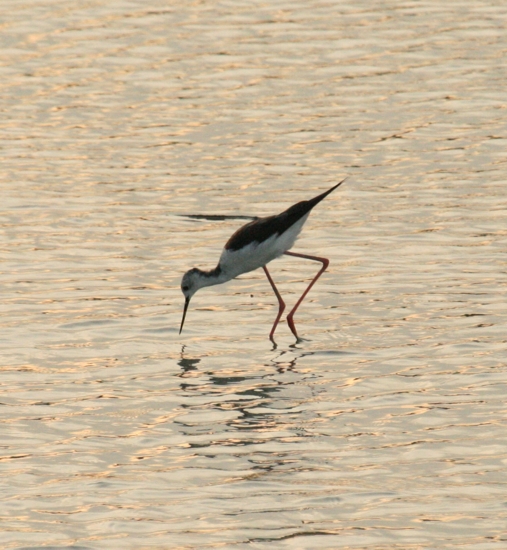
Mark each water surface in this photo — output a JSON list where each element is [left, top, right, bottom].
[[1, 1, 507, 548]]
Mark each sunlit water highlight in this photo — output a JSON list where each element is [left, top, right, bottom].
[[1, 1, 506, 549]]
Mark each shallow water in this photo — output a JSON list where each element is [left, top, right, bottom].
[[1, 1, 507, 549]]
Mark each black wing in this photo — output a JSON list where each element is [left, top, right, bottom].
[[225, 180, 344, 251]]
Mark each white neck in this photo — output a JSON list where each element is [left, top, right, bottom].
[[195, 265, 231, 290]]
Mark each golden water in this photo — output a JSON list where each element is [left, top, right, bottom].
[[1, 1, 506, 548]]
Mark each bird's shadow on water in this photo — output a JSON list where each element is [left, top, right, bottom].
[[177, 342, 314, 376], [274, 336, 310, 351], [179, 214, 258, 222], [175, 344, 323, 448], [178, 346, 201, 374]]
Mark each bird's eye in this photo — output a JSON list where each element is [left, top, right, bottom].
[[182, 285, 189, 292]]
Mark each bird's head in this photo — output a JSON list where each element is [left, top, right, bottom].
[[179, 268, 205, 334]]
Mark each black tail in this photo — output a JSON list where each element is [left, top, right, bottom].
[[225, 178, 346, 251], [307, 178, 346, 210]]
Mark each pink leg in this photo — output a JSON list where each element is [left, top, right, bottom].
[[263, 265, 285, 342], [284, 251, 329, 340]]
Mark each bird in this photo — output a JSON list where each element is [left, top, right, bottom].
[[179, 179, 345, 342]]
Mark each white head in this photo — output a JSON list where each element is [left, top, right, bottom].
[[179, 268, 208, 334]]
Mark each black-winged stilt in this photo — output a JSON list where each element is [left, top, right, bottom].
[[179, 179, 345, 341]]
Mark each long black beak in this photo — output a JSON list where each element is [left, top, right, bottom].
[[179, 296, 190, 334]]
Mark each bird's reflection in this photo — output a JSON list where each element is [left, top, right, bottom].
[[175, 344, 319, 445], [177, 348, 200, 375], [177, 345, 312, 379]]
